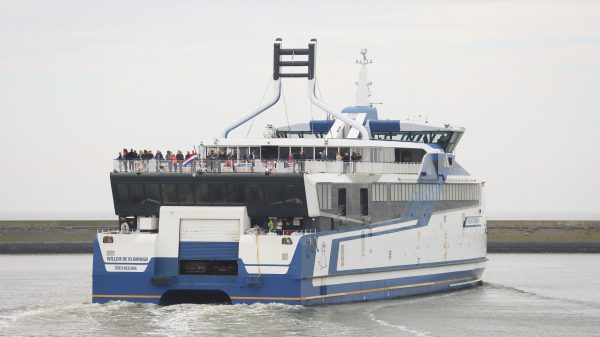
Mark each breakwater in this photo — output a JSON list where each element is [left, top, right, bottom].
[[0, 220, 599, 254]]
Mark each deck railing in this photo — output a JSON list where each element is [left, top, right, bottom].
[[112, 159, 421, 175]]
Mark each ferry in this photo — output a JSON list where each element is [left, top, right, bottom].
[[92, 38, 487, 305]]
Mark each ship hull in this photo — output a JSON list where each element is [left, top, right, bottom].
[[92, 207, 486, 306]]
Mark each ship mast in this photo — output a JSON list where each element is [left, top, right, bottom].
[[355, 48, 372, 107]]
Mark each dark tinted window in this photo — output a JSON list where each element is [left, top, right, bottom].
[[303, 147, 314, 159], [283, 183, 304, 205], [315, 147, 326, 160], [178, 184, 194, 204], [326, 147, 338, 160], [211, 183, 228, 204], [340, 147, 350, 158], [245, 184, 263, 206], [279, 147, 289, 160], [194, 183, 210, 204], [161, 184, 177, 204], [261, 146, 278, 159], [116, 184, 129, 202], [129, 183, 145, 203], [264, 184, 284, 206], [228, 184, 243, 204], [360, 188, 368, 215], [145, 184, 161, 202], [338, 188, 346, 216]]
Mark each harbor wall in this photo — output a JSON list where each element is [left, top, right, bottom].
[[0, 220, 599, 254]]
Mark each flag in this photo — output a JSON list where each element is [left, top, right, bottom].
[[183, 155, 198, 167]]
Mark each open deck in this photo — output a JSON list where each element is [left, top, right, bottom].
[[112, 159, 422, 175]]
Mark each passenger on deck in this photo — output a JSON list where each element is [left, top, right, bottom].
[[319, 151, 325, 161], [171, 152, 178, 172], [176, 150, 184, 172], [116, 152, 124, 172], [127, 148, 136, 171], [299, 151, 305, 172], [166, 150, 173, 172], [336, 152, 342, 161], [268, 218, 274, 232], [343, 152, 350, 173], [155, 150, 164, 172]]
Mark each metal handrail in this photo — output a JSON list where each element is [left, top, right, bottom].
[[112, 159, 421, 175], [245, 227, 317, 236]]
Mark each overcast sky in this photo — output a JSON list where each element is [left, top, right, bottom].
[[1, 0, 599, 220]]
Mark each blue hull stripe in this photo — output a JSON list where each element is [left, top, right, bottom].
[[92, 274, 478, 302]]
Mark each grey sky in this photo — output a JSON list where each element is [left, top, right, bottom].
[[1, 0, 599, 219]]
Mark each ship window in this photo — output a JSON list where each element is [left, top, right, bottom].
[[129, 183, 145, 203], [161, 184, 177, 204], [326, 147, 338, 161], [193, 183, 210, 204], [340, 147, 350, 158], [250, 147, 260, 159], [210, 183, 228, 204], [245, 184, 263, 206], [178, 184, 194, 204], [315, 147, 326, 160], [338, 188, 346, 216], [264, 184, 284, 206], [238, 147, 250, 160], [391, 184, 401, 202], [279, 147, 290, 160], [283, 184, 304, 205], [372, 183, 387, 202], [229, 184, 244, 204], [261, 146, 278, 160], [316, 183, 331, 210], [116, 183, 129, 202], [291, 147, 301, 159], [303, 147, 314, 160], [145, 183, 161, 202], [360, 188, 368, 215]]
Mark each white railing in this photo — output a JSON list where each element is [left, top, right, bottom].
[[113, 159, 421, 175], [97, 227, 135, 234], [245, 227, 317, 236]]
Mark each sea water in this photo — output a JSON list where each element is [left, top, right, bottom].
[[0, 254, 599, 337]]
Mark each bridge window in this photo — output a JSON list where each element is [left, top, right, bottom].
[[145, 184, 161, 202], [244, 184, 263, 206], [178, 184, 194, 204], [211, 184, 229, 204], [265, 184, 284, 206], [193, 183, 210, 204], [228, 184, 244, 204], [160, 184, 177, 204], [128, 184, 145, 203], [116, 184, 129, 202], [284, 183, 304, 205]]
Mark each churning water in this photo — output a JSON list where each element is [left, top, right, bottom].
[[1, 254, 599, 337]]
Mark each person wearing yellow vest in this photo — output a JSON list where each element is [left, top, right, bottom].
[[268, 218, 274, 232]]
